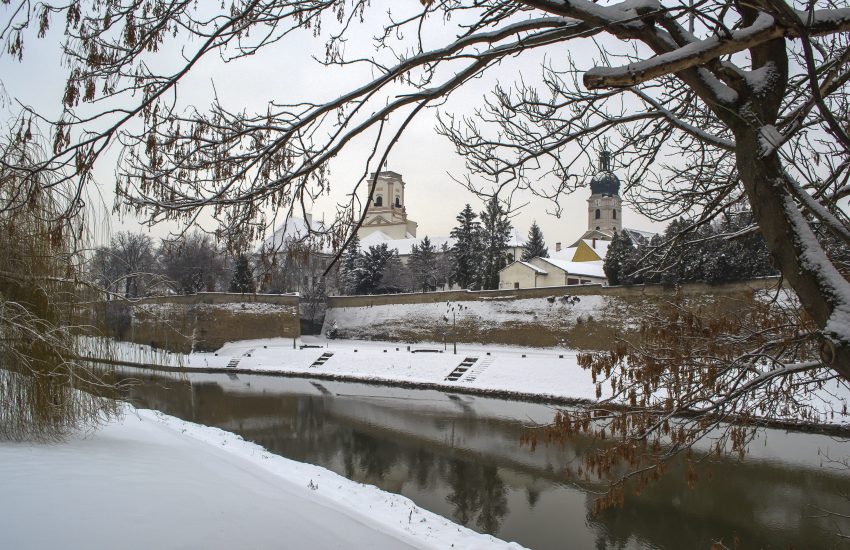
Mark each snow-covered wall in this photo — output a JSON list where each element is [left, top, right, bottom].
[[93, 293, 300, 353], [324, 278, 785, 349]]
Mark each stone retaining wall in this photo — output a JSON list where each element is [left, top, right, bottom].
[[93, 293, 300, 353], [324, 278, 785, 349]]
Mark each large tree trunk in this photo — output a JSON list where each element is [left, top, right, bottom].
[[735, 129, 850, 376]]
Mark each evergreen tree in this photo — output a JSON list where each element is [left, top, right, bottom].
[[409, 236, 438, 292], [339, 234, 363, 294], [603, 231, 634, 286], [359, 243, 395, 294], [378, 249, 409, 293], [616, 214, 779, 286], [450, 204, 482, 289], [521, 221, 548, 260], [479, 197, 512, 290], [229, 254, 255, 293]]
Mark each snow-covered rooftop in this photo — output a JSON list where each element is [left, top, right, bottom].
[[623, 227, 657, 242], [260, 215, 330, 253], [581, 238, 611, 258], [536, 257, 606, 278], [359, 231, 455, 256], [549, 246, 579, 261], [515, 261, 547, 274]]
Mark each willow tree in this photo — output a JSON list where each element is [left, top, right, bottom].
[[1, 0, 849, 483], [0, 136, 121, 441]]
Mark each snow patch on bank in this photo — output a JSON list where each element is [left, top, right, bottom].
[[138, 409, 525, 549], [0, 404, 523, 550]]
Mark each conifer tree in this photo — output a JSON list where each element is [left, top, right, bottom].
[[359, 243, 395, 294], [603, 231, 634, 286], [521, 221, 548, 261], [450, 204, 482, 290], [409, 236, 438, 292], [229, 254, 255, 293], [479, 197, 512, 290], [339, 234, 362, 295]]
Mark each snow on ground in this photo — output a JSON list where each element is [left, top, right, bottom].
[[146, 335, 600, 403], [327, 295, 606, 326], [0, 405, 524, 550], [107, 334, 850, 426]]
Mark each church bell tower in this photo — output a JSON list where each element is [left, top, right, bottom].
[[359, 171, 418, 240], [586, 150, 622, 235]]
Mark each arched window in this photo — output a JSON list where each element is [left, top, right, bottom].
[[595, 209, 601, 219], [375, 195, 383, 207], [395, 195, 401, 207], [612, 209, 617, 220], [595, 226, 600, 230]]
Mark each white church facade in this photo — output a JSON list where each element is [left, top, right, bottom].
[[359, 171, 419, 240]]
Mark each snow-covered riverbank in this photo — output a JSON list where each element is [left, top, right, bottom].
[[93, 335, 600, 404], [0, 406, 523, 550], [91, 335, 850, 427]]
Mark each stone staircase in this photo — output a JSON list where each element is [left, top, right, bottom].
[[462, 356, 494, 383], [309, 352, 334, 368], [444, 357, 479, 382], [226, 348, 255, 368]]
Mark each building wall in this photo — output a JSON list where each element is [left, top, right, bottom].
[[587, 193, 622, 233], [499, 262, 545, 289], [526, 257, 606, 286], [571, 241, 602, 262]]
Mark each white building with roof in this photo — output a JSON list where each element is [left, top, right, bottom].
[[499, 150, 656, 289], [498, 256, 606, 289], [261, 156, 655, 293]]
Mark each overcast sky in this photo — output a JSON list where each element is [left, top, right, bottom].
[[0, 1, 663, 248]]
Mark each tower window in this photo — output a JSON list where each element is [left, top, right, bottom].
[[595, 209, 601, 220], [375, 195, 383, 207], [395, 195, 401, 207], [612, 209, 617, 220]]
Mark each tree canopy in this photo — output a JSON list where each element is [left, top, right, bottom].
[[3, 0, 850, 501]]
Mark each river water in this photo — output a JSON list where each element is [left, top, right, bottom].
[[122, 370, 850, 549]]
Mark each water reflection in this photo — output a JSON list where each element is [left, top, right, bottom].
[[120, 371, 850, 550]]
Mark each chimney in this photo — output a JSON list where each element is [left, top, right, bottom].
[[555, 242, 561, 252], [592, 238, 596, 248]]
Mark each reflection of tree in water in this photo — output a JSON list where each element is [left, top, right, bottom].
[[341, 430, 399, 483], [446, 460, 508, 534], [585, 456, 850, 550], [404, 447, 435, 491], [526, 487, 540, 509]]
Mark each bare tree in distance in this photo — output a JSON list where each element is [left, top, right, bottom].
[[158, 231, 226, 294], [2, 0, 850, 497]]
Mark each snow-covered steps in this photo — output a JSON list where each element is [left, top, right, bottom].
[[309, 352, 334, 368], [226, 348, 256, 368], [444, 357, 479, 382], [463, 356, 494, 383]]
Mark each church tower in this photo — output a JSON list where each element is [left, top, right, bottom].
[[586, 150, 622, 236], [359, 171, 418, 240]]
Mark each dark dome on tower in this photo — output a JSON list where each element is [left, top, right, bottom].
[[589, 150, 621, 196]]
